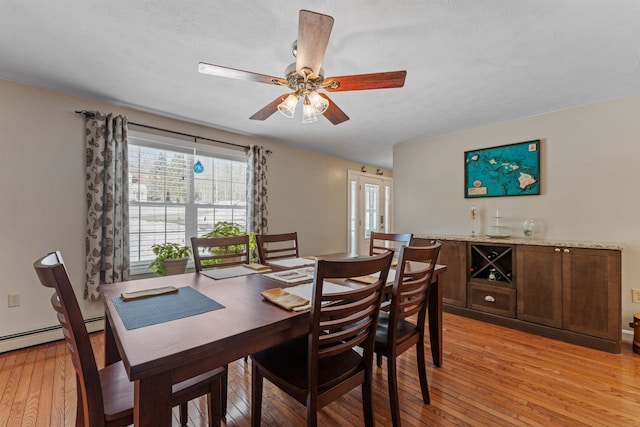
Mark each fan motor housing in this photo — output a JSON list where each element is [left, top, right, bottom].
[[284, 63, 325, 90]]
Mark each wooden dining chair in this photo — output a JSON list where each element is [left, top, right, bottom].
[[369, 231, 413, 256], [374, 243, 441, 427], [255, 232, 299, 264], [250, 250, 393, 427], [191, 235, 250, 272], [369, 232, 413, 314], [33, 251, 226, 427]]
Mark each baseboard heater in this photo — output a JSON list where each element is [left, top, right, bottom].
[[0, 316, 105, 353]]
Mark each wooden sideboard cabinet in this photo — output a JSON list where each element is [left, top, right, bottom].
[[412, 238, 466, 307], [516, 245, 563, 328], [517, 245, 621, 342], [467, 242, 516, 318], [413, 236, 622, 353]]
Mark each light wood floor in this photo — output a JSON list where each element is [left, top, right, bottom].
[[2, 312, 640, 426]]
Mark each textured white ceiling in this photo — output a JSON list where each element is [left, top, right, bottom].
[[1, 0, 639, 169]]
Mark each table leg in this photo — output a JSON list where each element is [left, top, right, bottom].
[[134, 372, 173, 427], [428, 275, 443, 367], [104, 317, 121, 366]]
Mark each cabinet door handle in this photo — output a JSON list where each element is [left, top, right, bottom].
[[484, 295, 496, 303], [555, 248, 561, 252], [564, 248, 570, 253]]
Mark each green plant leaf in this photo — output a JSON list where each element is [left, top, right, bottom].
[[201, 221, 257, 262], [148, 242, 191, 275]]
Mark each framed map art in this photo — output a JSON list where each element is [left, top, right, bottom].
[[464, 140, 540, 198]]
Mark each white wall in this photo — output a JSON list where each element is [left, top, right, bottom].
[[393, 94, 640, 333], [0, 78, 390, 349]]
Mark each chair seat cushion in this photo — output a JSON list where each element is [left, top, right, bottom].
[[251, 336, 364, 392], [375, 311, 418, 347]]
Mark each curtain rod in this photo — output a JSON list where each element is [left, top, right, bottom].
[[75, 110, 269, 152]]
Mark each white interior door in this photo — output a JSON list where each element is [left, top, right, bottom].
[[348, 171, 393, 255]]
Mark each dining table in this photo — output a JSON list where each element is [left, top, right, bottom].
[[101, 255, 447, 427]]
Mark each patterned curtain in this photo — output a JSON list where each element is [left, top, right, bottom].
[[247, 145, 268, 258], [84, 112, 130, 300]]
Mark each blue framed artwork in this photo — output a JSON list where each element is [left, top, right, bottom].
[[464, 140, 540, 198]]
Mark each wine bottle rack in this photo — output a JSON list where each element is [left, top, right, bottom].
[[468, 243, 514, 287]]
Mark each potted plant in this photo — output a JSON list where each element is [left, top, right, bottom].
[[202, 221, 256, 263], [148, 242, 192, 276]]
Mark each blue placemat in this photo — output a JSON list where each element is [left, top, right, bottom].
[[112, 286, 225, 330]]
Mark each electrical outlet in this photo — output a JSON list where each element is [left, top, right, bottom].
[[8, 293, 21, 308], [632, 289, 640, 304]]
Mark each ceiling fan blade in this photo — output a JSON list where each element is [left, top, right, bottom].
[[323, 70, 407, 92], [319, 93, 349, 125], [296, 10, 334, 77], [249, 95, 287, 121], [199, 62, 288, 86]]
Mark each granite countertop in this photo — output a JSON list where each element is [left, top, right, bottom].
[[413, 234, 624, 251]]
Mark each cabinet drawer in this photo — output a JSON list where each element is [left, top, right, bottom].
[[467, 283, 516, 318]]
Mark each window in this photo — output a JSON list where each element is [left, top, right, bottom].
[[128, 132, 247, 273], [363, 182, 380, 239]]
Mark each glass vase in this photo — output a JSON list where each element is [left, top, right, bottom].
[[522, 218, 536, 239]]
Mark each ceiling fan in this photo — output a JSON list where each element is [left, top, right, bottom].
[[198, 9, 407, 125]]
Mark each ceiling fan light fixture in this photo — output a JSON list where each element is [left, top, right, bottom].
[[277, 93, 299, 118], [307, 90, 329, 114], [199, 10, 405, 126], [301, 97, 318, 123]]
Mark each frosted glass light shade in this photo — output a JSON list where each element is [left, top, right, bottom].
[[302, 101, 318, 123], [307, 90, 329, 114], [277, 94, 299, 118]]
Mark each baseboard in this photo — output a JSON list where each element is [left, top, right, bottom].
[[444, 305, 622, 353], [0, 316, 105, 353], [622, 328, 634, 343]]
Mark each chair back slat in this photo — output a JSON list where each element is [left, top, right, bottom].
[[310, 252, 393, 363], [389, 243, 441, 341], [191, 236, 250, 272], [395, 275, 429, 318], [369, 232, 413, 256], [256, 232, 299, 264], [33, 251, 105, 426]]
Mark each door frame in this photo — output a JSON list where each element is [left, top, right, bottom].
[[347, 170, 394, 255]]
